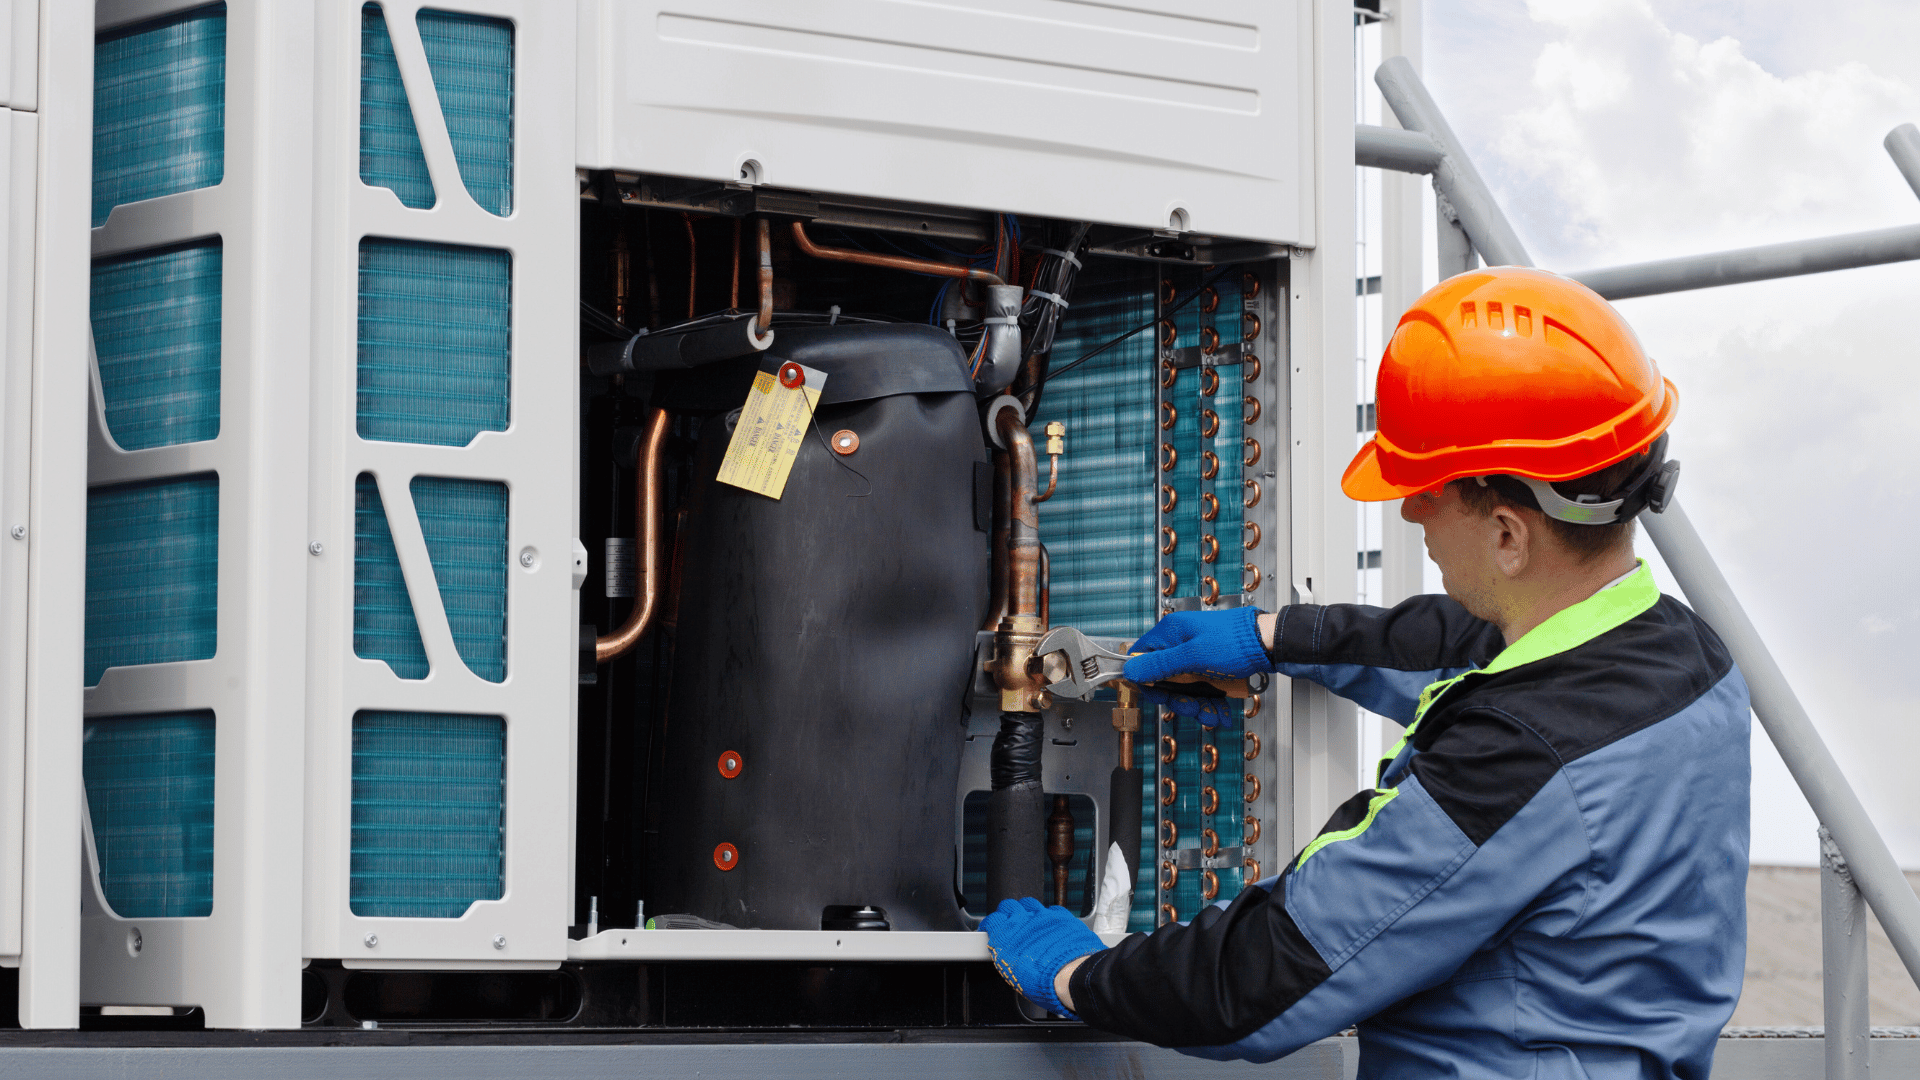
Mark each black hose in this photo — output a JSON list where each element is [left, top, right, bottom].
[[1108, 759, 1142, 907], [987, 711, 1046, 909]]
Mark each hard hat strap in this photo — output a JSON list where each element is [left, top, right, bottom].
[[1499, 434, 1681, 526]]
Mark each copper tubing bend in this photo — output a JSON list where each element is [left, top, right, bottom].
[[791, 221, 1005, 286], [596, 408, 671, 663], [995, 407, 1043, 624], [756, 219, 774, 340]]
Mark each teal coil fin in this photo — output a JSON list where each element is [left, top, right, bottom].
[[356, 238, 511, 447], [418, 10, 513, 216], [84, 710, 216, 919], [412, 476, 508, 683], [90, 240, 222, 451], [85, 474, 219, 686], [92, 4, 226, 228], [350, 710, 504, 918], [353, 473, 428, 679], [359, 3, 433, 210]]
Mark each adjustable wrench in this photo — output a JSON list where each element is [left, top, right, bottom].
[[1034, 625, 1268, 703]]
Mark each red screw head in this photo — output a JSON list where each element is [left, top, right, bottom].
[[717, 751, 743, 779], [778, 362, 805, 389], [713, 842, 739, 871]]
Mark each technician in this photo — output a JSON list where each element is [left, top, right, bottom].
[[982, 266, 1749, 1079]]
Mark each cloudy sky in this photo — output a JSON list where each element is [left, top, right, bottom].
[[1410, 0, 1920, 866]]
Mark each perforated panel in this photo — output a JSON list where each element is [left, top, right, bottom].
[[83, 711, 216, 919], [352, 474, 427, 679], [412, 476, 507, 683], [84, 474, 219, 686], [92, 4, 226, 227], [359, 3, 433, 210], [350, 710, 504, 918], [417, 10, 512, 216], [90, 240, 222, 451], [355, 238, 510, 447]]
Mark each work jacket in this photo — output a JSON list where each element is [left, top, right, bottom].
[[1069, 562, 1751, 1079]]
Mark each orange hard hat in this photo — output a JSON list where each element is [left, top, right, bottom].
[[1343, 266, 1677, 502]]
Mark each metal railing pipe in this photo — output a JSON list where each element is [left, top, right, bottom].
[[1886, 122, 1920, 201], [1646, 503, 1920, 990], [1568, 223, 1920, 301], [1373, 56, 1532, 267], [1821, 828, 1872, 1080], [1355, 124, 1443, 174]]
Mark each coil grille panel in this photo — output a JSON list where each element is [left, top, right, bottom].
[[359, 3, 433, 210], [90, 241, 223, 451], [84, 711, 216, 919], [356, 238, 511, 447], [92, 5, 226, 228], [350, 710, 504, 918], [353, 474, 428, 679], [85, 474, 219, 686], [418, 10, 513, 217], [412, 476, 508, 683]]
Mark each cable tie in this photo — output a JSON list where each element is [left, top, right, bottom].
[[984, 315, 1020, 326], [1039, 248, 1082, 269], [1030, 290, 1069, 310]]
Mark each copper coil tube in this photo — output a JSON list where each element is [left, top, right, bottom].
[[1161, 278, 1177, 304], [1200, 450, 1219, 480], [1244, 693, 1262, 719], [1244, 479, 1262, 509], [1161, 902, 1178, 925], [1244, 732, 1262, 760], [1159, 320, 1176, 348], [1242, 311, 1262, 340], [1243, 395, 1262, 424], [1200, 534, 1219, 564], [1202, 827, 1221, 857], [1244, 774, 1262, 802], [1201, 869, 1219, 901], [1161, 820, 1178, 849], [1201, 491, 1220, 522], [1161, 526, 1177, 555], [1199, 285, 1219, 313], [1243, 353, 1262, 381], [1200, 326, 1220, 355], [1244, 858, 1262, 881], [682, 213, 698, 320], [1161, 443, 1178, 472], [1242, 271, 1261, 298], [729, 217, 741, 310], [1161, 568, 1178, 596], [1161, 777, 1178, 806], [791, 221, 1004, 285], [1200, 408, 1220, 438], [1161, 485, 1178, 513], [1200, 744, 1219, 773], [1161, 862, 1178, 891], [1244, 521, 1262, 550], [1244, 815, 1262, 844], [1201, 786, 1219, 815], [1161, 359, 1177, 389], [1244, 437, 1262, 468], [1160, 733, 1178, 764], [757, 219, 774, 334], [1244, 563, 1262, 590], [1160, 401, 1177, 430], [1200, 367, 1219, 396], [596, 408, 671, 662], [1200, 576, 1220, 605]]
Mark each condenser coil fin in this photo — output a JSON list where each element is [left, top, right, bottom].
[[91, 4, 227, 228], [349, 710, 505, 918], [417, 10, 513, 217], [83, 711, 217, 919], [353, 473, 428, 680], [359, 3, 434, 210], [84, 474, 219, 686], [355, 238, 511, 447], [90, 240, 223, 451], [412, 476, 508, 683]]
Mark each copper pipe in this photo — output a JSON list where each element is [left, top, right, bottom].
[[756, 218, 774, 333], [1160, 820, 1178, 849], [1201, 827, 1220, 856], [1244, 816, 1262, 844], [1160, 734, 1178, 764], [1243, 859, 1261, 882], [1243, 353, 1262, 381], [596, 408, 671, 662], [1244, 733, 1261, 761], [1244, 521, 1262, 550], [1244, 436, 1262, 468], [996, 408, 1042, 624], [1200, 786, 1219, 815], [1161, 902, 1177, 925], [1161, 526, 1177, 555], [1202, 869, 1219, 901], [683, 213, 698, 320], [1245, 693, 1262, 719], [730, 218, 741, 310], [1038, 544, 1050, 627], [610, 228, 632, 327], [1200, 744, 1219, 773], [1243, 774, 1262, 803], [790, 221, 1005, 286], [1200, 450, 1219, 480], [984, 449, 1010, 631], [1160, 777, 1177, 806], [1048, 795, 1075, 907]]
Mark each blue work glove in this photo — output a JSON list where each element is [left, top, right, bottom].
[[1123, 607, 1271, 686], [1139, 683, 1235, 728], [981, 897, 1105, 1017]]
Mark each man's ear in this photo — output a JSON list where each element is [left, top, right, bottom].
[[1488, 504, 1532, 579]]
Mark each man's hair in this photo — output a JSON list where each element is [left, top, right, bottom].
[[1451, 450, 1650, 562]]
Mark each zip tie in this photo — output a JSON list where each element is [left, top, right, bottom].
[[1030, 290, 1069, 310], [1040, 248, 1082, 269], [984, 315, 1020, 326]]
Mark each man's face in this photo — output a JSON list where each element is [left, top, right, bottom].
[[1399, 483, 1503, 621]]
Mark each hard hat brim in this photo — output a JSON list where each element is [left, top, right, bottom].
[[1341, 439, 1424, 502]]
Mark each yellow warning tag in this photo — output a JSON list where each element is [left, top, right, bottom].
[[716, 363, 826, 499]]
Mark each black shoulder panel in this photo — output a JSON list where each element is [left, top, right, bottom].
[[1270, 594, 1505, 673]]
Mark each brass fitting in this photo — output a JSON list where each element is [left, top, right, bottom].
[[991, 615, 1050, 713], [1113, 683, 1141, 766], [1044, 421, 1065, 456]]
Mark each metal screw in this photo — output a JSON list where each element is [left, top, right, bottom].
[[363, 933, 378, 949], [492, 935, 507, 950], [8, 525, 22, 540], [519, 550, 535, 567], [308, 540, 324, 556]]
